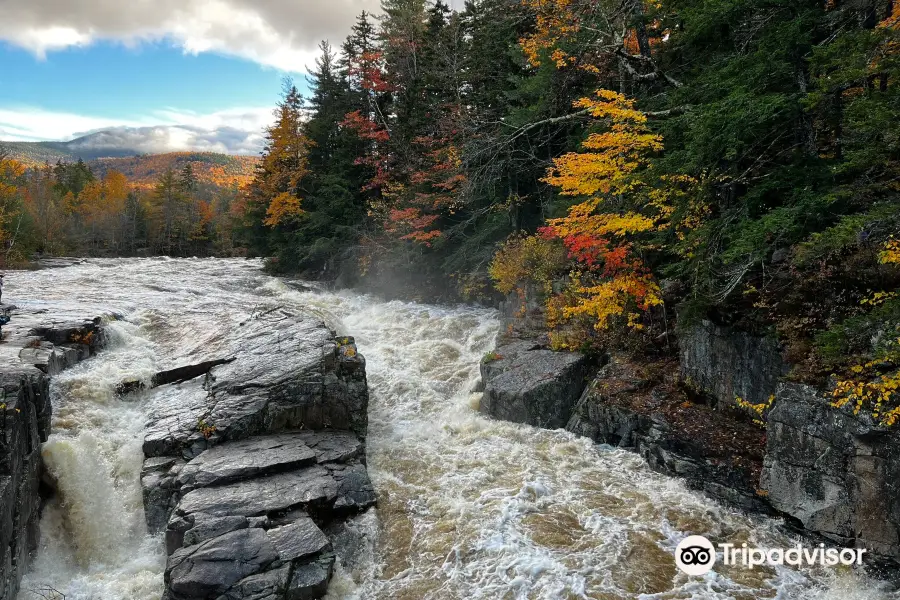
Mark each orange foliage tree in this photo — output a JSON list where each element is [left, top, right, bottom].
[[246, 84, 310, 230], [540, 90, 667, 345]]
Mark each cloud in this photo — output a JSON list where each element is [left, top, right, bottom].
[[0, 105, 274, 154], [0, 107, 149, 142], [68, 125, 266, 155], [0, 0, 383, 71]]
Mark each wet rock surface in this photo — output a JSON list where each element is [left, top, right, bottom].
[[154, 433, 373, 600], [141, 310, 373, 600], [478, 339, 590, 429], [143, 313, 367, 461], [762, 383, 900, 561], [0, 305, 106, 600]]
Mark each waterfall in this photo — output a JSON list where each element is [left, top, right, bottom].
[[9, 258, 893, 600]]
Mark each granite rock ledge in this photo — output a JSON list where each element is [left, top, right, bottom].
[[139, 308, 374, 600]]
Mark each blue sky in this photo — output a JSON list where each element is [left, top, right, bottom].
[[0, 0, 382, 153], [0, 41, 298, 120]]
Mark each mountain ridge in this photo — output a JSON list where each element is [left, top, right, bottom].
[[1, 138, 259, 189]]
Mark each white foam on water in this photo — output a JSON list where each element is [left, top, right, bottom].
[[17, 319, 166, 600], [270, 281, 900, 600], [7, 259, 899, 600]]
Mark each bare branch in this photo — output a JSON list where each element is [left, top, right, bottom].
[[616, 48, 684, 88], [646, 105, 694, 118]]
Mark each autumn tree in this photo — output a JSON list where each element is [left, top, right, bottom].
[[24, 164, 68, 256], [238, 81, 311, 264], [0, 148, 27, 265]]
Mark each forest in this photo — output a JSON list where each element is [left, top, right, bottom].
[[0, 152, 250, 258], [239, 0, 899, 419], [2, 0, 899, 420]]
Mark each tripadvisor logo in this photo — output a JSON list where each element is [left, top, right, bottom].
[[675, 536, 716, 575], [674, 535, 867, 575]]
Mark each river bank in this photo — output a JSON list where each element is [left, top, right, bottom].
[[478, 305, 900, 581]]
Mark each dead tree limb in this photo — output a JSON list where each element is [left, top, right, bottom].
[[116, 357, 235, 395]]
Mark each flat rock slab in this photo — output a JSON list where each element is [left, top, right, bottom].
[[267, 517, 330, 562], [176, 467, 338, 519], [176, 434, 318, 490], [142, 310, 368, 461], [292, 430, 363, 464]]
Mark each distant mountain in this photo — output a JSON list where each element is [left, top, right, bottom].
[[2, 136, 259, 189], [2, 136, 153, 165]]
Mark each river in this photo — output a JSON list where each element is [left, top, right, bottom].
[[6, 257, 895, 600]]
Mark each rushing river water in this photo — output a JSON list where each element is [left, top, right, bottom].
[[6, 258, 896, 600]]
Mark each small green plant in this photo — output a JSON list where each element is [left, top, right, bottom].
[[482, 351, 503, 363]]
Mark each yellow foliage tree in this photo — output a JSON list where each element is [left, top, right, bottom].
[[246, 84, 311, 230], [0, 156, 26, 263], [533, 90, 676, 348], [264, 192, 304, 227]]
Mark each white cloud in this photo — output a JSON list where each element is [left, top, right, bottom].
[[0, 0, 389, 153], [0, 107, 149, 142], [0, 0, 382, 72], [0, 105, 275, 154]]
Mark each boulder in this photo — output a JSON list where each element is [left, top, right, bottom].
[[479, 340, 590, 429], [287, 555, 334, 600]]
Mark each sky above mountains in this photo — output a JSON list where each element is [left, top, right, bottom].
[[0, 0, 391, 154]]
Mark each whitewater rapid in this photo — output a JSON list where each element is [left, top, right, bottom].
[[6, 258, 896, 600]]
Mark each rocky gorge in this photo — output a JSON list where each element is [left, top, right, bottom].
[[0, 305, 106, 600], [2, 261, 376, 600], [4, 258, 895, 600], [479, 308, 900, 572]]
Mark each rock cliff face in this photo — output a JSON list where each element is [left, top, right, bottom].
[[140, 308, 374, 600], [762, 383, 900, 560], [0, 308, 106, 600], [565, 359, 771, 513], [679, 319, 787, 410], [482, 316, 900, 567]]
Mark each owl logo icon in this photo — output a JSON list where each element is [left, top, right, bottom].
[[675, 535, 716, 575]]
